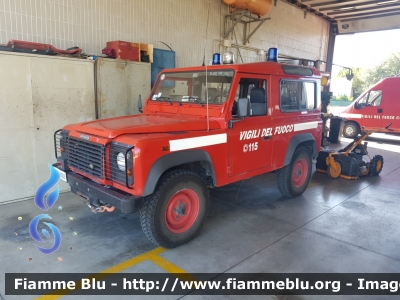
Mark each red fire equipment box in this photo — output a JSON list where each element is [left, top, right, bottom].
[[106, 41, 140, 61]]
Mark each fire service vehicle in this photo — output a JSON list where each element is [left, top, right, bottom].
[[54, 52, 323, 247]]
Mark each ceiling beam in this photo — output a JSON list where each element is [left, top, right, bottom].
[[319, 0, 399, 11], [339, 10, 400, 21], [310, 0, 357, 8], [333, 7, 400, 18], [327, 3, 400, 15]]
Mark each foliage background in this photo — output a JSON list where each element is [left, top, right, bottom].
[[336, 52, 400, 102]]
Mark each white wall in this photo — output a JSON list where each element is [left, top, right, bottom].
[[97, 58, 151, 118], [0, 52, 95, 204], [0, 0, 330, 66]]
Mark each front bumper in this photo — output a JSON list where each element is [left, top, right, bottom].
[[66, 171, 142, 214]]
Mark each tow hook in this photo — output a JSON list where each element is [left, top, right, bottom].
[[76, 192, 115, 213], [91, 205, 115, 213]]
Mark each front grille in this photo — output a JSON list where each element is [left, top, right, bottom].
[[67, 137, 105, 179]]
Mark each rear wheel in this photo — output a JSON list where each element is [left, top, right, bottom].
[[343, 122, 360, 139], [369, 155, 383, 176], [276, 147, 312, 197], [327, 161, 341, 179], [140, 170, 209, 248]]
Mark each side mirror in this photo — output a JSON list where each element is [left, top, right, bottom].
[[354, 101, 365, 109], [138, 95, 143, 113], [237, 98, 250, 117]]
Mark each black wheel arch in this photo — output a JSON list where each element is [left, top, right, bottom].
[[283, 133, 317, 166], [142, 150, 216, 196]]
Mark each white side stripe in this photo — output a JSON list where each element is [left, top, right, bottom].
[[294, 121, 319, 132], [169, 133, 227, 152], [339, 113, 362, 119]]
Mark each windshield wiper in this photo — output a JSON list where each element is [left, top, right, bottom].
[[186, 96, 203, 107], [155, 96, 172, 105]]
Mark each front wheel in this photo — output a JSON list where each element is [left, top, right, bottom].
[[140, 170, 210, 248], [327, 161, 341, 179], [276, 147, 312, 197], [343, 122, 360, 139], [369, 155, 384, 176]]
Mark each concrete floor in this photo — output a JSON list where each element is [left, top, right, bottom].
[[1, 133, 400, 300]]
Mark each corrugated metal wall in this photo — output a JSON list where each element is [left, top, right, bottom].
[[0, 0, 329, 66]]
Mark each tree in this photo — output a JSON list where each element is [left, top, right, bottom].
[[336, 52, 400, 99], [363, 53, 400, 89]]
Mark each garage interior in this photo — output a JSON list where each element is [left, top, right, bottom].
[[1, 0, 400, 299]]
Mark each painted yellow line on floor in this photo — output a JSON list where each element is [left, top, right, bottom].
[[35, 247, 166, 300], [150, 255, 198, 282], [35, 247, 197, 299], [99, 247, 165, 274]]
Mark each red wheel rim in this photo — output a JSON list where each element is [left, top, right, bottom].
[[292, 158, 308, 188], [165, 189, 200, 234]]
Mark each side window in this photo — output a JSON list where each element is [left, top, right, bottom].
[[232, 78, 267, 116], [280, 80, 316, 112], [358, 93, 369, 105], [367, 90, 382, 107], [303, 82, 316, 110]]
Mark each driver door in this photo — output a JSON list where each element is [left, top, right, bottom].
[[355, 90, 383, 129], [228, 75, 272, 177]]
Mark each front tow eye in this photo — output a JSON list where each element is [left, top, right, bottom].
[[93, 205, 116, 213], [76, 192, 115, 213]]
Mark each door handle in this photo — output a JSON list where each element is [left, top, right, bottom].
[[378, 108, 383, 113], [262, 135, 272, 140]]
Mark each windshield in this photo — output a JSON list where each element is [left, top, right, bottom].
[[151, 70, 234, 104]]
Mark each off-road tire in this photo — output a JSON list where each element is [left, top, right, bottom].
[[327, 160, 342, 179], [276, 147, 312, 197], [343, 122, 360, 139], [369, 155, 384, 176], [140, 169, 210, 248]]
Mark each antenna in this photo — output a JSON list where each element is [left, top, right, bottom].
[[202, 2, 211, 67], [204, 2, 211, 131]]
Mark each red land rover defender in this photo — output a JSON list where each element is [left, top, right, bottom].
[[54, 61, 322, 248]]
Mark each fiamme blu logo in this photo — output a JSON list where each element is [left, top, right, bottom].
[[29, 164, 62, 254]]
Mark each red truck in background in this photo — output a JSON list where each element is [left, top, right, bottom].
[[54, 61, 323, 248], [339, 77, 400, 138]]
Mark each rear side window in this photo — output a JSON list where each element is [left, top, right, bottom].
[[280, 80, 316, 112]]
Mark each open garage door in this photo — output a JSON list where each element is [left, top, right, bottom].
[[282, 0, 400, 34]]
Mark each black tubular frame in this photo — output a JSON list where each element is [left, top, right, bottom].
[[106, 142, 135, 189], [125, 146, 135, 189], [55, 131, 135, 189], [54, 129, 63, 158]]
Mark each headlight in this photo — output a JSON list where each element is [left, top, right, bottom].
[[117, 152, 125, 171]]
